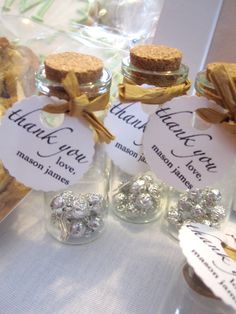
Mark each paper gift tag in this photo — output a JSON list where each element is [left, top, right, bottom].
[[0, 95, 95, 191], [179, 223, 236, 310], [104, 100, 149, 175], [143, 95, 236, 191]]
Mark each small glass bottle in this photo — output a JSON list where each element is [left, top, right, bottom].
[[157, 262, 235, 314], [110, 45, 189, 224], [165, 68, 235, 239], [36, 52, 112, 244]]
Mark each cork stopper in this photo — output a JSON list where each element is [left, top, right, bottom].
[[44, 52, 104, 84], [130, 44, 182, 72]]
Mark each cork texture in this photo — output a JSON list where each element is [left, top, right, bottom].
[[44, 52, 103, 83], [130, 44, 182, 71]]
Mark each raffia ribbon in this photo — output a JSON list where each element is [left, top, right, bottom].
[[196, 64, 236, 133], [118, 79, 191, 104], [42, 71, 115, 144]]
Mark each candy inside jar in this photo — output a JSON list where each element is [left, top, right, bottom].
[[166, 187, 229, 239], [112, 172, 166, 223], [46, 190, 107, 244]]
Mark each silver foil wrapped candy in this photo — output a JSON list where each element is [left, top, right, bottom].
[[166, 188, 226, 230], [113, 173, 164, 222], [50, 191, 106, 241]]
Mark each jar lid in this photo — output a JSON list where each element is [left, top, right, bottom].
[[130, 44, 182, 71], [44, 52, 104, 84]]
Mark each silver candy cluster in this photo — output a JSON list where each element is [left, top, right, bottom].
[[167, 188, 226, 229], [50, 191, 106, 241], [113, 174, 164, 219]]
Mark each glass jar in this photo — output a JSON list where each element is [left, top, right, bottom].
[[165, 70, 235, 239], [157, 262, 235, 314], [110, 57, 189, 224], [36, 63, 112, 244]]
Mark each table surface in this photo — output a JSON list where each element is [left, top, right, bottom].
[[0, 191, 235, 314]]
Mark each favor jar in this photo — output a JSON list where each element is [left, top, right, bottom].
[[165, 63, 236, 239], [36, 52, 112, 244], [157, 262, 235, 314], [108, 44, 190, 224]]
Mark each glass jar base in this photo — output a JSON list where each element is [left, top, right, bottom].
[[46, 223, 105, 245], [44, 181, 109, 245], [110, 170, 167, 224]]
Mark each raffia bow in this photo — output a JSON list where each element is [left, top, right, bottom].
[[196, 64, 236, 133], [42, 71, 115, 143], [118, 79, 191, 104]]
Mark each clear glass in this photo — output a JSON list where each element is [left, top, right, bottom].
[[165, 71, 235, 240], [194, 70, 215, 96], [36, 64, 111, 244], [44, 144, 110, 245], [1, 0, 165, 44], [157, 262, 235, 314], [166, 180, 234, 240], [122, 57, 189, 87], [94, 0, 166, 44], [36, 65, 112, 98], [110, 58, 189, 224], [110, 169, 168, 223]]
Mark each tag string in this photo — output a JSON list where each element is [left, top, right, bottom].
[[42, 71, 115, 144]]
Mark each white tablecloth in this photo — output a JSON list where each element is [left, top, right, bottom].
[[1, 192, 236, 314], [0, 191, 184, 314]]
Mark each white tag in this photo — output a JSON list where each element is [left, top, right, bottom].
[[143, 96, 236, 191], [0, 95, 94, 191], [179, 223, 236, 310], [104, 101, 149, 175]]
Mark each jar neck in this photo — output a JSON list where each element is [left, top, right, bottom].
[[36, 65, 111, 100], [194, 71, 215, 96], [121, 57, 189, 87]]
